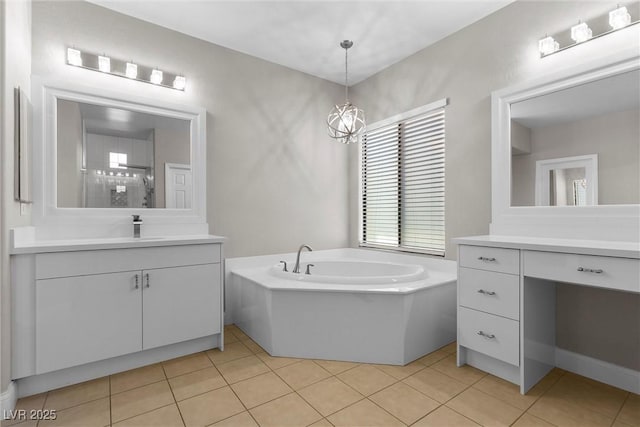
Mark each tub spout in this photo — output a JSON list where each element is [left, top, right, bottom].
[[293, 244, 313, 274]]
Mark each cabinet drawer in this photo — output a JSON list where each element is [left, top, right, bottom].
[[458, 307, 519, 366], [459, 246, 520, 275], [459, 268, 519, 320], [524, 251, 640, 294], [36, 244, 221, 279]]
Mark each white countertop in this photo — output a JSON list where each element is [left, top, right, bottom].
[[453, 235, 640, 259], [10, 234, 225, 254]]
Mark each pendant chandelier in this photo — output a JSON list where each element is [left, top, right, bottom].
[[327, 40, 366, 144]]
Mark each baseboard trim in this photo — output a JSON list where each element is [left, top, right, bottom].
[[15, 335, 221, 398], [556, 348, 640, 394], [1, 381, 17, 420]]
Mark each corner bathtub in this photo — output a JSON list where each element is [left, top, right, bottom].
[[226, 248, 457, 365]]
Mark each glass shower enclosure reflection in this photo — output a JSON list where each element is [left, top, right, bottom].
[[85, 131, 156, 208]]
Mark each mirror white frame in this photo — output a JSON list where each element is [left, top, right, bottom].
[[491, 50, 640, 242], [535, 155, 598, 207], [31, 76, 208, 235]]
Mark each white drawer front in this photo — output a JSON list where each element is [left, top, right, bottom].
[[36, 244, 221, 279], [459, 268, 519, 320], [459, 245, 520, 275], [458, 307, 519, 366], [524, 251, 640, 294]]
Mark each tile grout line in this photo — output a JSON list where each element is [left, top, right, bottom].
[[609, 390, 631, 427], [363, 395, 411, 426], [37, 392, 109, 418], [440, 403, 484, 427], [293, 375, 366, 420], [164, 365, 187, 427], [108, 375, 112, 427], [111, 402, 177, 426]]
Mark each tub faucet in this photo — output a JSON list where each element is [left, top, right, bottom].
[[132, 215, 142, 238], [293, 244, 313, 274]]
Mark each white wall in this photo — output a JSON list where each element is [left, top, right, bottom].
[[31, 0, 349, 258], [349, 0, 640, 259], [1, 0, 31, 396], [512, 109, 640, 206]]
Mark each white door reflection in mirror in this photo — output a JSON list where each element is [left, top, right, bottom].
[[535, 155, 598, 206], [165, 163, 192, 209]]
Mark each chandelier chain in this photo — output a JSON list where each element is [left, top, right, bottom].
[[344, 46, 349, 101]]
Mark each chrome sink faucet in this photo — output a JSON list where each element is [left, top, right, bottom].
[[132, 215, 142, 238], [293, 244, 313, 274]]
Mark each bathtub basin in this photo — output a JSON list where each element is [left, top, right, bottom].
[[227, 248, 457, 365], [270, 261, 426, 284]]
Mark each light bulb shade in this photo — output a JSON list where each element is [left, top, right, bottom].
[[610, 6, 631, 30], [150, 69, 163, 85], [67, 48, 82, 66], [571, 22, 592, 43], [125, 62, 138, 79], [173, 75, 186, 90], [98, 55, 110, 73], [538, 36, 559, 55], [327, 102, 366, 144]]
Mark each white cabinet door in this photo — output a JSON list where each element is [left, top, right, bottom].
[[36, 271, 142, 374], [142, 264, 221, 350]]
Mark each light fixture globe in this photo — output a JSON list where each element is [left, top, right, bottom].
[[327, 102, 366, 144], [327, 40, 366, 144]]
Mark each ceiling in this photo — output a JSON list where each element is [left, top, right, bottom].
[[87, 0, 514, 85]]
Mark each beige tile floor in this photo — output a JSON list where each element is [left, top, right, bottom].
[[7, 324, 639, 427]]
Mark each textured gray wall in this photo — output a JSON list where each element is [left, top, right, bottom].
[[349, 0, 639, 258], [348, 0, 639, 368], [1, 0, 32, 393], [32, 0, 349, 258]]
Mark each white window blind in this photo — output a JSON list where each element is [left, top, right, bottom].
[[360, 101, 446, 256]]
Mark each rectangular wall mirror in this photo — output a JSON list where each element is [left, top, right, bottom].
[[510, 68, 639, 207], [56, 100, 191, 209], [490, 52, 639, 241], [31, 77, 207, 230]]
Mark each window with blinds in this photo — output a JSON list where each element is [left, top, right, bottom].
[[360, 100, 446, 256]]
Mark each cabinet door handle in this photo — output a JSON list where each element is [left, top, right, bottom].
[[477, 256, 496, 262], [145, 273, 150, 288], [477, 331, 496, 339], [134, 274, 139, 289], [477, 289, 496, 296], [577, 267, 603, 274]]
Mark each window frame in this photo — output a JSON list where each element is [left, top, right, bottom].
[[358, 98, 448, 257]]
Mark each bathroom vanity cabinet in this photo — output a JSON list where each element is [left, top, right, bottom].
[[455, 236, 640, 394], [10, 236, 224, 396]]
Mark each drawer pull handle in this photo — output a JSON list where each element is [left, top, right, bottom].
[[477, 331, 496, 339], [477, 256, 496, 262], [134, 274, 139, 289], [477, 289, 496, 296], [577, 267, 603, 274]]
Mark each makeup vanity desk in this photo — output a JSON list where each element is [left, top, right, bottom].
[[453, 235, 640, 395]]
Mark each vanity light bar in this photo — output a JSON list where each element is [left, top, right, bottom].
[[539, 5, 639, 58], [65, 47, 186, 91]]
